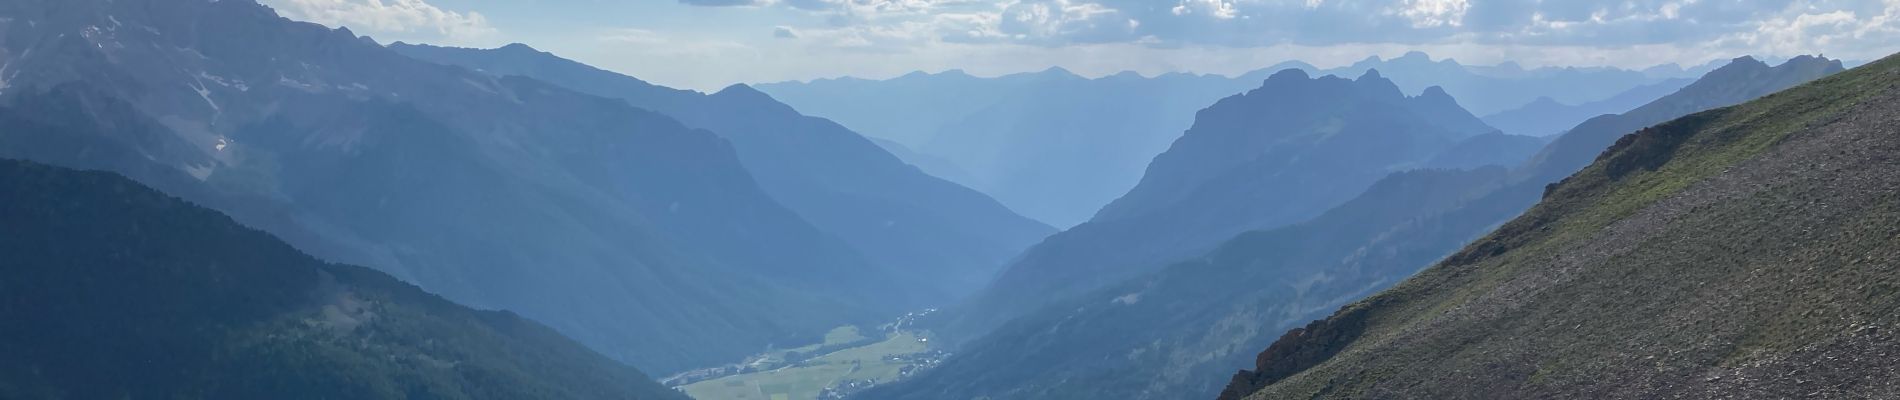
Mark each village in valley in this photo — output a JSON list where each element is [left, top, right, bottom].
[[670, 310, 948, 400]]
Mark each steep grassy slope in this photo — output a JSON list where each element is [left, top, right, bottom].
[[1224, 54, 1900, 399], [0, 159, 687, 400]]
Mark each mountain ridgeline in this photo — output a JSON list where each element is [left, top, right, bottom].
[[1221, 55, 1890, 399], [387, 43, 1053, 298], [0, 159, 686, 400], [0, 0, 1886, 397], [771, 66, 1258, 228], [942, 69, 1498, 342], [755, 53, 1679, 228], [0, 0, 916, 374], [864, 56, 1846, 400]]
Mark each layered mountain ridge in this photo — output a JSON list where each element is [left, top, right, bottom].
[[757, 52, 1675, 228], [866, 56, 1845, 400], [0, 0, 909, 373], [387, 42, 1054, 298], [0, 159, 687, 400], [942, 68, 1498, 344], [1223, 52, 1897, 400]]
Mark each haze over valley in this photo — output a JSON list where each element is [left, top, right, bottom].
[[1, 0, 1897, 399]]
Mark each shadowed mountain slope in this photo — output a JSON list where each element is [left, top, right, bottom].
[[755, 54, 1664, 227], [389, 42, 1054, 300], [0, 159, 688, 400], [0, 0, 911, 373], [866, 56, 1843, 400], [942, 69, 1496, 342], [1481, 78, 1694, 137]]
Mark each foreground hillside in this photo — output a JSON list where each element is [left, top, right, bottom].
[[0, 159, 686, 400], [1224, 54, 1900, 399]]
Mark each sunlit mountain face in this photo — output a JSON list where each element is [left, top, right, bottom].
[[1, 0, 1895, 399]]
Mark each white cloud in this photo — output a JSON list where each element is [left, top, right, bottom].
[[365, 0, 1900, 90], [1172, 0, 1238, 20], [1728, 0, 1900, 59], [1392, 0, 1469, 28], [265, 0, 498, 45], [999, 0, 1134, 42]]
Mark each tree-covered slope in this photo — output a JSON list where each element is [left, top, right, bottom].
[[1224, 53, 1900, 400], [0, 159, 688, 400]]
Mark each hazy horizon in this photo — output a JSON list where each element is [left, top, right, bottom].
[[261, 0, 1900, 91]]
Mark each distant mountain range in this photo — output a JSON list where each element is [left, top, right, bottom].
[[0, 159, 687, 400], [1481, 78, 1695, 137], [0, 0, 971, 374], [390, 42, 1053, 304], [1224, 53, 1888, 400], [757, 52, 1688, 228], [939, 68, 1499, 344], [865, 56, 1844, 400]]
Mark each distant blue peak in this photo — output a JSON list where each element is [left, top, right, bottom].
[[713, 83, 768, 99], [1039, 66, 1078, 77], [1267, 68, 1311, 81]]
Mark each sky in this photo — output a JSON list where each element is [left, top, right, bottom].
[[260, 0, 1900, 91]]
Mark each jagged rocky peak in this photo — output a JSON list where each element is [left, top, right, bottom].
[[1353, 68, 1406, 98]]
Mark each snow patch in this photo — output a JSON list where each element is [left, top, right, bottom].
[[198, 72, 249, 92], [188, 77, 219, 113], [0, 63, 12, 95], [184, 164, 214, 180], [462, 78, 498, 94], [1112, 292, 1142, 305], [278, 76, 325, 93]]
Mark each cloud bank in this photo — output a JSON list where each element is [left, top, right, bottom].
[[681, 0, 1900, 60]]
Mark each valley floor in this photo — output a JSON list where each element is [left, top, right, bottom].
[[677, 311, 946, 400]]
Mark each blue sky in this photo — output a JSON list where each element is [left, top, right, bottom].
[[261, 0, 1900, 91]]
